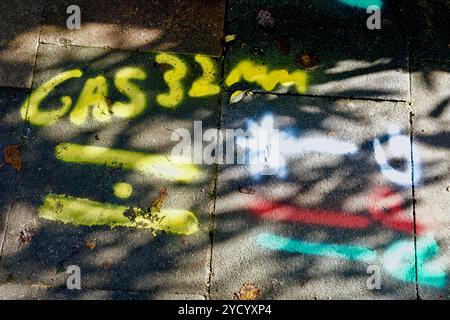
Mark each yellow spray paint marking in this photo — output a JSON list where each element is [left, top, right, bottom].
[[70, 75, 111, 126], [112, 67, 148, 118], [189, 55, 220, 97], [155, 53, 187, 108], [113, 182, 133, 199], [226, 60, 308, 93], [55, 143, 204, 183], [39, 194, 199, 235], [21, 69, 83, 126]]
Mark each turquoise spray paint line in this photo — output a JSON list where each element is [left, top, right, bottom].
[[338, 0, 383, 9], [257, 233, 377, 263], [383, 236, 447, 288]]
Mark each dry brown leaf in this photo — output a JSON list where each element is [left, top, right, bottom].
[[3, 145, 21, 171], [234, 282, 261, 300], [86, 240, 97, 250], [151, 187, 169, 213], [18, 228, 36, 249], [296, 53, 318, 69]]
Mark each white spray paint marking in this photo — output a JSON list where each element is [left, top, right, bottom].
[[237, 113, 358, 179], [373, 125, 422, 187]]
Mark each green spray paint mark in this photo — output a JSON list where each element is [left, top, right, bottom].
[[39, 194, 199, 235], [55, 143, 204, 183], [338, 0, 383, 9], [257, 233, 377, 262], [383, 236, 447, 288]]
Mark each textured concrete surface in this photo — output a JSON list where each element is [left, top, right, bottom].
[[0, 0, 45, 88], [0, 88, 28, 262], [211, 93, 415, 299], [410, 0, 450, 62], [225, 0, 410, 101], [41, 0, 226, 56], [412, 60, 450, 300], [0, 0, 449, 300], [0, 44, 220, 294], [0, 283, 205, 300]]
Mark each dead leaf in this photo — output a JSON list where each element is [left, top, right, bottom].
[[239, 186, 256, 194], [86, 240, 96, 250], [151, 187, 169, 213], [296, 53, 318, 69], [234, 283, 261, 300], [256, 10, 275, 30], [230, 90, 247, 104], [18, 228, 36, 249], [224, 34, 236, 43], [274, 34, 290, 54], [3, 145, 21, 171]]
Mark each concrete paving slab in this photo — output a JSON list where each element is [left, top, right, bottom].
[[0, 0, 45, 88], [0, 284, 152, 300], [211, 93, 416, 299], [0, 283, 205, 299], [410, 0, 450, 62], [412, 60, 450, 300], [0, 44, 221, 294], [224, 0, 409, 101], [0, 88, 29, 260], [41, 0, 225, 56]]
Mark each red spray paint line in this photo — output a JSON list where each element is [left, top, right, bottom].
[[248, 187, 428, 234], [368, 186, 427, 235], [248, 198, 371, 229]]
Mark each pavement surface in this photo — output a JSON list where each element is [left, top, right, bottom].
[[0, 0, 449, 300]]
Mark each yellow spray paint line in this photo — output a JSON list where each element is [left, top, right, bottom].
[[39, 194, 199, 235], [55, 143, 204, 183], [226, 60, 309, 94]]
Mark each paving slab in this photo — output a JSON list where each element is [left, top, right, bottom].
[[411, 60, 450, 300], [410, 0, 450, 62], [211, 93, 416, 299], [0, 284, 151, 300], [0, 44, 221, 295], [0, 88, 29, 261], [0, 0, 45, 88], [224, 0, 409, 101], [0, 283, 205, 299], [41, 0, 226, 56]]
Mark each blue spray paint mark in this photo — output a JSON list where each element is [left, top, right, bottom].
[[383, 236, 447, 288], [257, 233, 377, 263], [338, 0, 383, 9]]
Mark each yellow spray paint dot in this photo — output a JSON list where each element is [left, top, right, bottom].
[[113, 182, 133, 199]]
